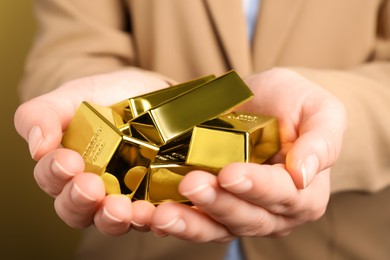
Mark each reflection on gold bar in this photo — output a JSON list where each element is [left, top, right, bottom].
[[186, 112, 280, 169], [110, 74, 216, 122], [61, 102, 159, 199], [144, 163, 190, 204], [130, 71, 254, 146], [135, 149, 216, 205]]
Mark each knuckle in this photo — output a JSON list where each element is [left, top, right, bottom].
[[230, 215, 272, 237], [277, 192, 301, 213], [266, 191, 302, 216]]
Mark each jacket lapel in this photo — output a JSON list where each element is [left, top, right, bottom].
[[203, 0, 252, 76], [204, 0, 305, 74], [252, 0, 305, 70]]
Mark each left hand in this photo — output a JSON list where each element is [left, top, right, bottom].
[[14, 69, 170, 236], [150, 68, 347, 242]]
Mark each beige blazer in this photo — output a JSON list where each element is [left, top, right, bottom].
[[21, 0, 390, 259], [21, 0, 390, 194]]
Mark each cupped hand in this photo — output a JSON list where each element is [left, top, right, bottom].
[[151, 68, 347, 242], [14, 69, 169, 235]]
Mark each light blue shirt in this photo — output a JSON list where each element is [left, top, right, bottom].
[[243, 0, 260, 40], [225, 1, 260, 260], [225, 239, 244, 260]]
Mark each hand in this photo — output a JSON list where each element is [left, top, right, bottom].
[[150, 68, 347, 242], [14, 69, 170, 235]]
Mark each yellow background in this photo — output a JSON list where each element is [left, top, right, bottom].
[[0, 1, 82, 259]]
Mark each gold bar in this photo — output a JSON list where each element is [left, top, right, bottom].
[[146, 164, 193, 205], [186, 112, 280, 169], [129, 71, 254, 146], [61, 102, 159, 199], [134, 147, 216, 205], [110, 74, 216, 122]]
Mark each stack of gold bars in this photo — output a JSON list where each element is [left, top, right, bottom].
[[62, 71, 280, 205]]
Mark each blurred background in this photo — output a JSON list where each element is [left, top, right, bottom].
[[0, 1, 82, 259]]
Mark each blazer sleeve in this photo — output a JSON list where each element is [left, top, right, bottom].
[[293, 1, 390, 193], [19, 0, 162, 101]]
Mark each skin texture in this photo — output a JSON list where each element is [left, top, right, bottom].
[[14, 68, 346, 241]]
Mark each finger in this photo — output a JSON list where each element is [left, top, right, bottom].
[[54, 173, 106, 229], [14, 83, 92, 160], [218, 163, 329, 220], [238, 68, 346, 189], [130, 200, 155, 232], [94, 194, 133, 236], [34, 148, 84, 197], [152, 201, 234, 243], [286, 92, 346, 188], [177, 171, 292, 237], [14, 96, 68, 160]]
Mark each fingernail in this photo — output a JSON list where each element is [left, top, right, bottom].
[[181, 184, 216, 205], [155, 217, 186, 234], [52, 160, 76, 179], [301, 155, 319, 188], [71, 183, 96, 204], [153, 230, 168, 238], [102, 207, 123, 223], [28, 126, 43, 159], [220, 176, 252, 193], [131, 221, 145, 228]]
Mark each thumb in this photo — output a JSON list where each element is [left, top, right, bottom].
[[286, 96, 347, 189], [14, 90, 81, 160]]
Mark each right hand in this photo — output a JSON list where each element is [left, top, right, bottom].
[[149, 68, 346, 242], [14, 69, 170, 236]]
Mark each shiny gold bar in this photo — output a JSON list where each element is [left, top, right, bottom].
[[129, 71, 254, 146], [134, 147, 216, 205], [61, 102, 159, 199], [186, 111, 280, 169], [110, 74, 216, 123]]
